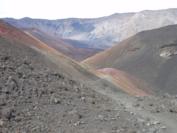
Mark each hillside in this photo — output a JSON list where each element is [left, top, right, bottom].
[[4, 8, 177, 49], [83, 25, 177, 94]]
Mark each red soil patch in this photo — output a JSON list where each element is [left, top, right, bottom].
[[97, 68, 150, 96]]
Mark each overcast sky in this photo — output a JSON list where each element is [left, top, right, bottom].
[[0, 0, 177, 19]]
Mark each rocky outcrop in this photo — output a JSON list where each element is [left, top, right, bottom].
[[160, 44, 177, 59]]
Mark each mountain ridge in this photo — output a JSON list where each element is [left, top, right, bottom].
[[3, 8, 177, 49]]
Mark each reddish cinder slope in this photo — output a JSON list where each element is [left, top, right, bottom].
[[0, 21, 67, 56], [0, 20, 73, 59], [0, 20, 95, 79], [96, 68, 150, 96]]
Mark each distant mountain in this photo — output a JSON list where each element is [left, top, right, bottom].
[[83, 25, 177, 94], [3, 8, 177, 49]]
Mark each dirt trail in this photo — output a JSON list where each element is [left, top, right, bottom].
[[87, 79, 177, 133]]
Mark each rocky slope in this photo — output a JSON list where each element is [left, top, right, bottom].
[[3, 8, 177, 49], [83, 24, 177, 95], [2, 36, 177, 133]]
